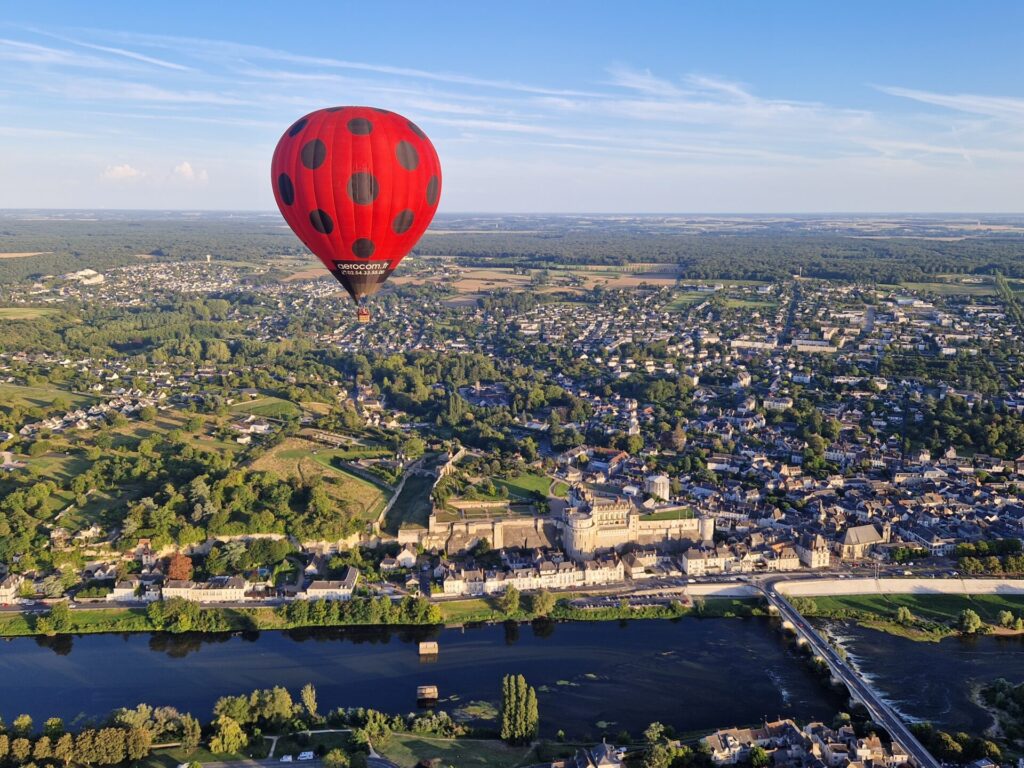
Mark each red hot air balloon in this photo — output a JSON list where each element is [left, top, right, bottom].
[[271, 107, 441, 321]]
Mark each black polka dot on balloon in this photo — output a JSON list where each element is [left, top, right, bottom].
[[348, 118, 373, 135], [309, 209, 334, 234], [277, 173, 295, 205], [426, 176, 440, 206], [395, 141, 419, 171], [392, 209, 415, 234], [288, 118, 308, 137], [352, 238, 375, 258], [407, 121, 426, 139], [301, 139, 327, 169], [347, 172, 379, 205]]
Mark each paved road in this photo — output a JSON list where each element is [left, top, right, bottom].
[[761, 582, 940, 768]]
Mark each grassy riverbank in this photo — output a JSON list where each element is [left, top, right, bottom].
[[0, 596, 765, 638], [794, 593, 1024, 642]]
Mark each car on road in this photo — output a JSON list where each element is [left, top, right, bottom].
[[298, 752, 315, 761], [280, 755, 293, 763]]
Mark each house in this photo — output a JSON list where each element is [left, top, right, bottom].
[[162, 576, 248, 603], [795, 533, 832, 569], [302, 567, 360, 601], [395, 545, 418, 569], [0, 574, 24, 604]]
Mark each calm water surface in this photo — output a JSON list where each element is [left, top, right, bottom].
[[0, 618, 842, 737]]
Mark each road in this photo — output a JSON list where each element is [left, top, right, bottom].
[[761, 581, 939, 768]]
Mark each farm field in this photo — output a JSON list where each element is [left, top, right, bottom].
[[0, 307, 60, 319], [251, 437, 389, 522]]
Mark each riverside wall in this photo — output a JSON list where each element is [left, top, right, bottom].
[[776, 577, 1024, 597]]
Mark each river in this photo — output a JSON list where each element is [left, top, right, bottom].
[[826, 622, 1024, 734], [0, 618, 843, 737]]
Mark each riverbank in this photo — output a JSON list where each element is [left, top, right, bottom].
[[0, 596, 764, 638], [796, 593, 1024, 642]]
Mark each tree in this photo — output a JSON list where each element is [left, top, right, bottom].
[[499, 586, 520, 616], [896, 606, 914, 625], [126, 726, 152, 761], [500, 674, 538, 745], [531, 589, 556, 617], [958, 608, 983, 635], [749, 745, 770, 768], [167, 553, 194, 582], [209, 716, 247, 755], [12, 715, 33, 737], [53, 734, 74, 766], [301, 683, 319, 721], [999, 610, 1015, 628], [33, 736, 52, 761], [179, 715, 201, 756], [10, 738, 31, 763], [324, 748, 350, 768], [43, 718, 64, 739]]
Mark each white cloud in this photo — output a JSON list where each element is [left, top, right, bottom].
[[877, 85, 1024, 121], [100, 163, 142, 181], [173, 161, 208, 183]]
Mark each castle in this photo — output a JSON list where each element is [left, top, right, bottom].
[[561, 486, 714, 560]]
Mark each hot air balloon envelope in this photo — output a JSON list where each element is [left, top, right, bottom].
[[271, 106, 442, 304]]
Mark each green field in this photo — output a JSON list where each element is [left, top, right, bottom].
[[804, 592, 1024, 625], [0, 383, 95, 410], [384, 472, 436, 534], [230, 396, 302, 419], [378, 734, 534, 768], [900, 280, 998, 296], [494, 472, 557, 498], [0, 307, 59, 320], [721, 297, 778, 309], [666, 292, 706, 311]]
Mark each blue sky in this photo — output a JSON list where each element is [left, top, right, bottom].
[[2, 1, 1023, 212]]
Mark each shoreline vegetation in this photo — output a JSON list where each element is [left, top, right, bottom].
[[791, 593, 1024, 642], [0, 595, 764, 639]]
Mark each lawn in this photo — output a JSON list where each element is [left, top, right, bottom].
[[494, 472, 555, 499], [230, 396, 302, 419], [439, 598, 500, 624], [384, 473, 436, 534], [0, 307, 60, 319], [805, 592, 1024, 626], [252, 438, 389, 522], [640, 508, 695, 521], [378, 734, 534, 768]]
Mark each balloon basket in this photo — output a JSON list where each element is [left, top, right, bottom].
[[357, 308, 371, 323]]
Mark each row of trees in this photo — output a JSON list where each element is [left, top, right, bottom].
[[499, 674, 539, 745]]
